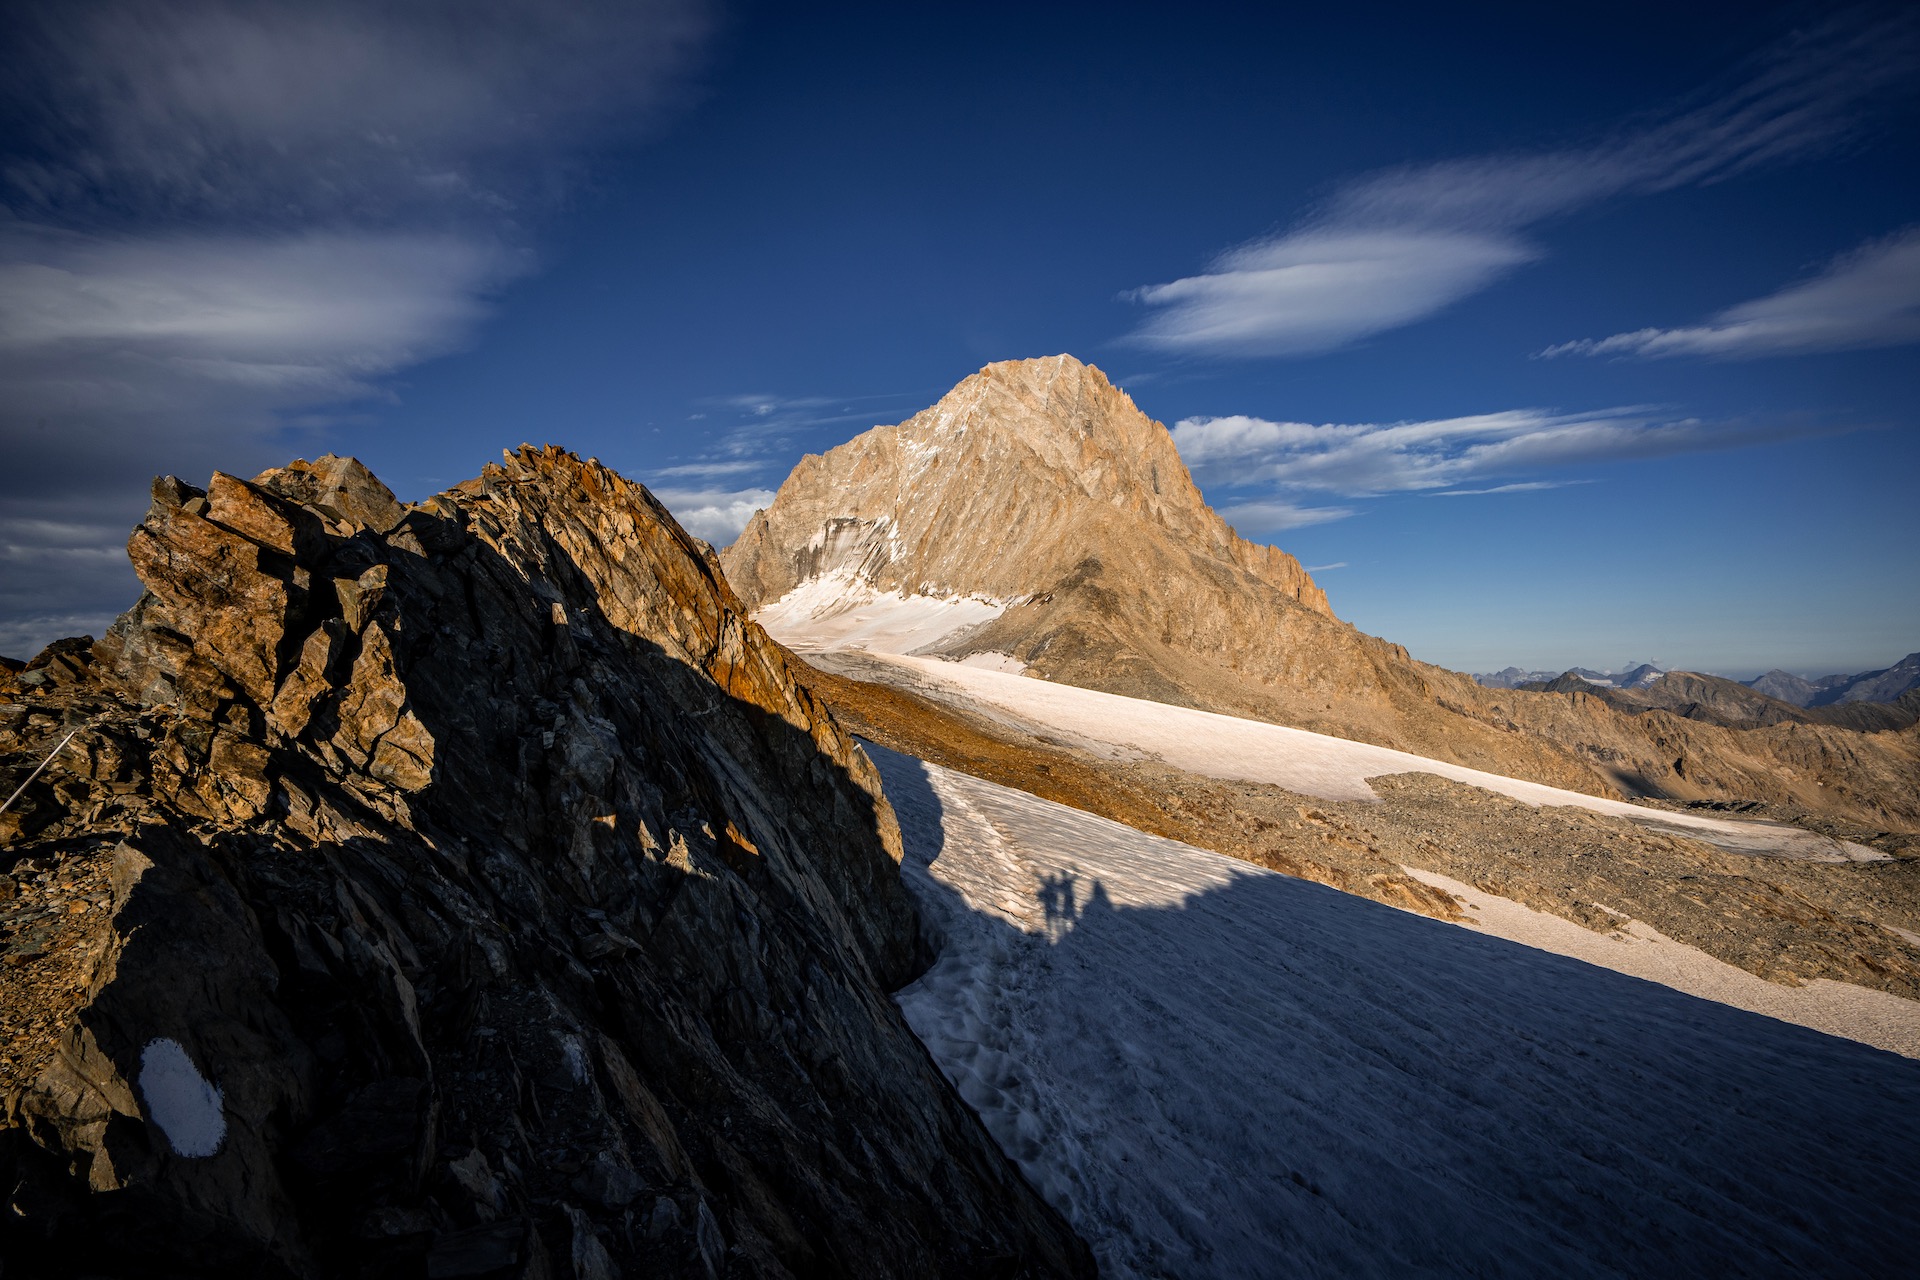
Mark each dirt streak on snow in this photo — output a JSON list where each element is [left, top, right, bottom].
[[873, 742, 1920, 1279], [853, 651, 1883, 862]]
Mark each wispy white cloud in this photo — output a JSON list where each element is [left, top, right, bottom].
[[0, 509, 142, 658], [0, 0, 715, 654], [1216, 500, 1356, 533], [1173, 407, 1813, 499], [1305, 562, 1348, 572], [696, 389, 923, 436], [650, 459, 771, 480], [0, 227, 526, 410], [4, 0, 712, 225], [1427, 480, 1596, 496], [1130, 231, 1535, 357], [666, 388, 929, 506], [1541, 226, 1920, 359], [707, 394, 840, 418], [649, 487, 777, 545], [1129, 11, 1918, 356]]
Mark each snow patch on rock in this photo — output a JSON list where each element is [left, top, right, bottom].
[[138, 1038, 225, 1158], [755, 569, 1014, 658]]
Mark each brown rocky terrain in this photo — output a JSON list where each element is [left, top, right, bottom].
[[796, 656, 1920, 1004], [723, 355, 1920, 832], [0, 449, 1091, 1278]]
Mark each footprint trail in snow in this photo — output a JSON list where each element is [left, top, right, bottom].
[[875, 743, 1920, 1279]]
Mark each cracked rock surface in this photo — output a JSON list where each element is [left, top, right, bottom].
[[0, 447, 1091, 1279]]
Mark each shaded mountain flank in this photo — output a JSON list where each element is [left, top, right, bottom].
[[1521, 669, 1920, 733], [0, 449, 1091, 1279], [1747, 652, 1920, 708], [722, 355, 1920, 831], [1474, 663, 1665, 690]]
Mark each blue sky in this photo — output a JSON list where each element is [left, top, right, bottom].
[[2, 1, 1915, 677]]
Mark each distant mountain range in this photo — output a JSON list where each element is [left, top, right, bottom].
[[1475, 663, 1667, 690], [1745, 653, 1920, 707], [1475, 654, 1920, 709]]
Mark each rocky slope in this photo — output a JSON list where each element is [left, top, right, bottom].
[[724, 356, 1920, 831], [0, 448, 1091, 1278]]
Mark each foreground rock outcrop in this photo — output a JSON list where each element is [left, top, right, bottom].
[[0, 448, 1091, 1278], [725, 355, 1920, 831]]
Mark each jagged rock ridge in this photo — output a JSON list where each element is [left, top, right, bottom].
[[727, 357, 1920, 830], [0, 448, 1090, 1278]]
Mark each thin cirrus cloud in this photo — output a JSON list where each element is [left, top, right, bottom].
[[2, 0, 713, 225], [1214, 501, 1357, 534], [1427, 480, 1596, 497], [0, 0, 715, 655], [1541, 226, 1920, 359], [1128, 11, 1918, 357], [0, 227, 525, 410], [1172, 406, 1822, 532], [649, 460, 773, 480]]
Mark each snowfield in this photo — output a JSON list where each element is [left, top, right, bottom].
[[755, 588, 1878, 860], [873, 743, 1920, 1278], [752, 571, 1017, 659], [837, 650, 1886, 863]]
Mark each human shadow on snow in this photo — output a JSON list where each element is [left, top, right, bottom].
[[868, 738, 1920, 1280]]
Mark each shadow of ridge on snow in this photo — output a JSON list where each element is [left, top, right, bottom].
[[865, 739, 1920, 1280]]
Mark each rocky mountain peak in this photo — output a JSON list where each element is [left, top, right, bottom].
[[724, 354, 1330, 618], [728, 365, 1920, 834], [903, 354, 1215, 538]]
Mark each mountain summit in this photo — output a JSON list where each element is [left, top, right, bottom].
[[726, 355, 1355, 715], [727, 354, 1327, 619], [726, 357, 1920, 828], [725, 354, 1578, 777]]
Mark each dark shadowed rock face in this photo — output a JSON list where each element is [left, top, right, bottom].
[[0, 447, 1091, 1279]]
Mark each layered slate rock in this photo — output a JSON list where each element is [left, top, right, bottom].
[[0, 447, 1091, 1279]]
